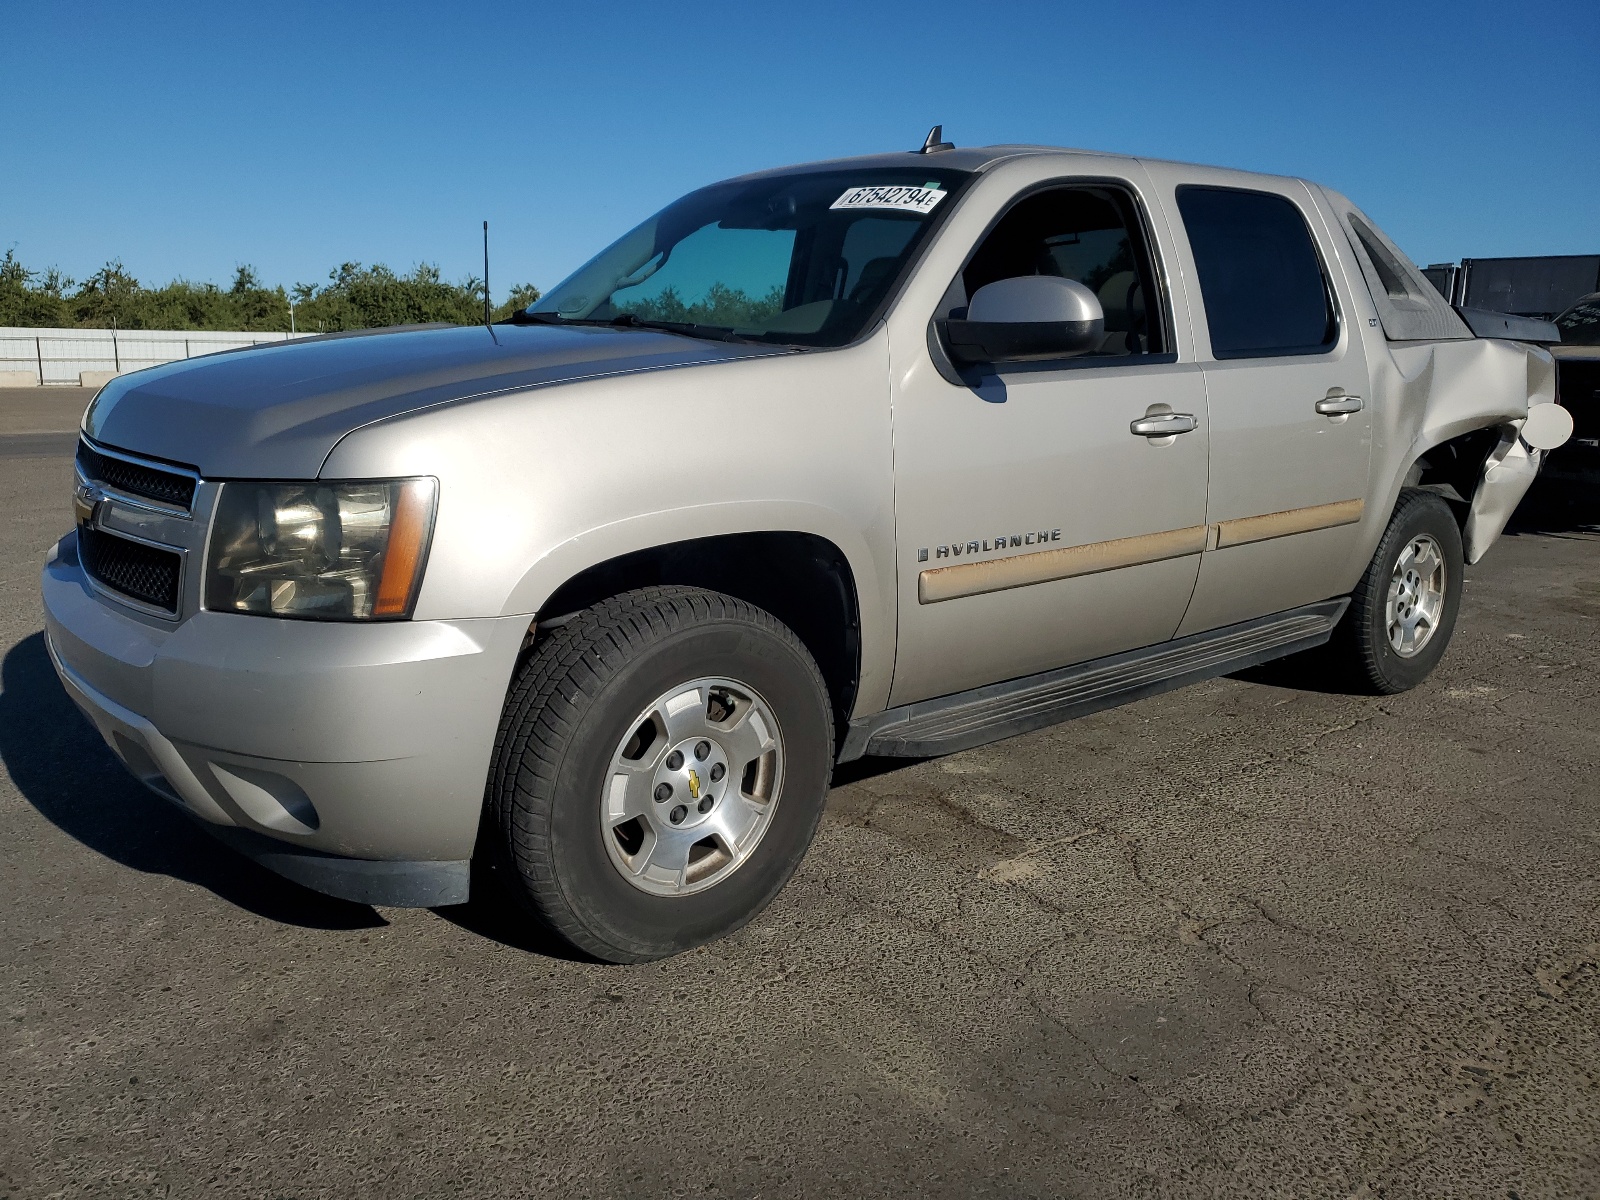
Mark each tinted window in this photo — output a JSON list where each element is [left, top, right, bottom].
[[530, 167, 971, 347], [1177, 187, 1335, 358], [960, 187, 1165, 356]]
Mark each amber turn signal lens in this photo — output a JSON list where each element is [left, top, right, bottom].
[[373, 479, 436, 617]]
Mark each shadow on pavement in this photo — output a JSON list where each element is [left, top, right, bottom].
[[0, 432, 80, 461], [1503, 473, 1600, 538], [0, 631, 385, 930], [429, 833, 596, 963], [1227, 650, 1365, 695], [831, 754, 926, 787]]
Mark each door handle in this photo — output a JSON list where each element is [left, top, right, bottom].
[[1315, 395, 1363, 415], [1130, 412, 1199, 437]]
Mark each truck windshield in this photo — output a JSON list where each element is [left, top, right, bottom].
[[1555, 294, 1600, 345], [527, 166, 973, 347]]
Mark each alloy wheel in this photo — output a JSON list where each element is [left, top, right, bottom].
[[600, 676, 784, 896], [1385, 534, 1446, 657]]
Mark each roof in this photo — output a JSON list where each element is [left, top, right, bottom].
[[725, 142, 1310, 190], [726, 144, 1126, 181]]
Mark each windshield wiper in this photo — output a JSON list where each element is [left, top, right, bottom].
[[504, 309, 772, 347], [499, 310, 567, 325], [502, 311, 664, 331], [606, 313, 764, 345]]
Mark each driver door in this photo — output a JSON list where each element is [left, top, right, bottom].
[[887, 172, 1211, 706]]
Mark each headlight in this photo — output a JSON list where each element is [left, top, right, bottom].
[[204, 478, 437, 620]]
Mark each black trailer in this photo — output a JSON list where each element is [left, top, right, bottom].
[[1424, 255, 1600, 319]]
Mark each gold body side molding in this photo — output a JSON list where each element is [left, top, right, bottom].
[[916, 499, 1367, 605], [918, 524, 1208, 604], [1212, 498, 1364, 549]]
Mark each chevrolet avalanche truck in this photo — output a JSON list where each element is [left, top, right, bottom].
[[44, 138, 1571, 962]]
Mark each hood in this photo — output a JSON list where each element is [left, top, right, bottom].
[[84, 323, 778, 478]]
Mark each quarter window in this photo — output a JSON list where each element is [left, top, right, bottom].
[[1176, 186, 1336, 358]]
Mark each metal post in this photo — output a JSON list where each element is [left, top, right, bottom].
[[112, 330, 120, 373], [36, 336, 43, 385], [185, 339, 191, 359]]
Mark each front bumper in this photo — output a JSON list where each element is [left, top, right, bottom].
[[42, 532, 527, 906]]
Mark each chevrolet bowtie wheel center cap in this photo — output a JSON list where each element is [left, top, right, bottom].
[[602, 676, 786, 896], [654, 736, 728, 826]]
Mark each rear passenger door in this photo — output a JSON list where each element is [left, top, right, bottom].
[[1148, 173, 1373, 635]]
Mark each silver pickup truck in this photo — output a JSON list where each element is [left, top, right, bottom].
[[44, 138, 1570, 962]]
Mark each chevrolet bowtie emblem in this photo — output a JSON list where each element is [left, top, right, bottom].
[[687, 769, 701, 800], [73, 482, 101, 526]]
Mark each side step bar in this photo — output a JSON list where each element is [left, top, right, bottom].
[[840, 598, 1349, 761]]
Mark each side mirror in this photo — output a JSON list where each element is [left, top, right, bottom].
[[939, 276, 1105, 366]]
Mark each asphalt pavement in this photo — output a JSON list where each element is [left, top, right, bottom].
[[2, 394, 1597, 1198]]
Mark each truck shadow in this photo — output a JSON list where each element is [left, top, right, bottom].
[[430, 874, 596, 962], [430, 755, 929, 962], [0, 632, 385, 931], [1502, 474, 1600, 538]]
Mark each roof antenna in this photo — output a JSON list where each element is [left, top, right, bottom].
[[482, 220, 499, 343], [919, 124, 953, 154]]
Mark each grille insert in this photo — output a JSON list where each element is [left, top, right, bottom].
[[78, 527, 181, 613], [76, 441, 196, 509]]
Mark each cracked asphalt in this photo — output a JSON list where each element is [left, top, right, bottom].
[[2, 390, 1597, 1198]]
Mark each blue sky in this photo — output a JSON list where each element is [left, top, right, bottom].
[[4, 0, 1596, 302]]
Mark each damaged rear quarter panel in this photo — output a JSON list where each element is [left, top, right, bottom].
[[1305, 183, 1556, 578], [1361, 336, 1554, 565]]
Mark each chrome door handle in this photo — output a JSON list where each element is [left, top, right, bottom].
[[1130, 412, 1199, 437], [1315, 395, 1363, 415]]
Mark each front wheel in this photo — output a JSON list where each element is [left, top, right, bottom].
[[487, 587, 833, 963], [1330, 489, 1464, 694]]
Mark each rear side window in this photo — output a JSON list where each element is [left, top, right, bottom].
[[1176, 186, 1336, 358]]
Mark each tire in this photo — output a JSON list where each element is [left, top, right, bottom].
[[1328, 489, 1464, 694], [487, 586, 833, 963]]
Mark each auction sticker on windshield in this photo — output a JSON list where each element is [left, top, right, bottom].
[[830, 185, 947, 214]]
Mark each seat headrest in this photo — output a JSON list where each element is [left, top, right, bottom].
[[1096, 271, 1139, 327]]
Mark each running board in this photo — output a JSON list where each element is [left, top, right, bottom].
[[840, 598, 1349, 761]]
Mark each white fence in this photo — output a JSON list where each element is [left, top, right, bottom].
[[0, 327, 312, 386]]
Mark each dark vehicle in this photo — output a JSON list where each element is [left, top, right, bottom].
[[1546, 293, 1600, 486], [1556, 292, 1600, 345], [1423, 262, 1600, 487]]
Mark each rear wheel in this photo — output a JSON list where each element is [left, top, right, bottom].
[[487, 587, 833, 962], [1330, 489, 1464, 694]]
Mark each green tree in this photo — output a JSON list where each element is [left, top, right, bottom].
[[69, 261, 145, 328], [0, 250, 71, 326], [0, 251, 538, 334], [494, 282, 542, 320]]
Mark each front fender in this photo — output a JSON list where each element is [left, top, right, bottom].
[[502, 500, 894, 718]]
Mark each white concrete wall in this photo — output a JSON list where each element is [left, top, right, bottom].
[[0, 327, 311, 385]]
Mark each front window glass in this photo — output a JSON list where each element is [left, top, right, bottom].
[[529, 167, 972, 347], [960, 186, 1166, 356]]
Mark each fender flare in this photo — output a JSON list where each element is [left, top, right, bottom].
[[499, 499, 896, 713]]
